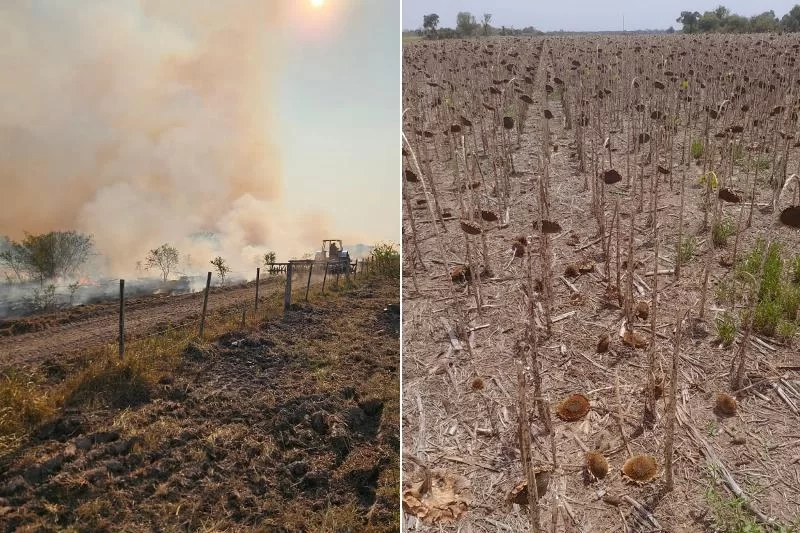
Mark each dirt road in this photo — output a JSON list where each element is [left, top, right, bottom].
[[0, 278, 286, 371]]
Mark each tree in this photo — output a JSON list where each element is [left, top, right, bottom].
[[750, 10, 779, 32], [781, 5, 800, 31], [456, 11, 478, 36], [482, 13, 492, 35], [422, 13, 439, 34], [210, 256, 230, 286], [145, 244, 179, 282], [0, 231, 93, 285], [263, 251, 277, 265], [676, 11, 700, 33]]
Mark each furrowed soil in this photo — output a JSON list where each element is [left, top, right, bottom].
[[0, 276, 399, 532], [402, 34, 800, 532]]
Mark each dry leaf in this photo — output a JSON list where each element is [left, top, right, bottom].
[[403, 469, 470, 525]]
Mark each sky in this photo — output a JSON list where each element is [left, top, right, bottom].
[[282, 0, 400, 250], [402, 0, 800, 32], [0, 0, 400, 276]]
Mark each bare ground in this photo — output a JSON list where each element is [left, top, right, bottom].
[[402, 36, 800, 532]]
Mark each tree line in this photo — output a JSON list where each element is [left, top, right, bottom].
[[677, 5, 800, 33], [416, 12, 541, 39]]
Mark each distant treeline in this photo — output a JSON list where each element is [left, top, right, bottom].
[[410, 12, 543, 40], [676, 5, 800, 33]]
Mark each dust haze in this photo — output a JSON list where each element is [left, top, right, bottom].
[[0, 0, 334, 278]]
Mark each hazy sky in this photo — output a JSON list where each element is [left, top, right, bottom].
[[403, 1, 799, 32], [282, 0, 400, 247], [0, 0, 400, 275]]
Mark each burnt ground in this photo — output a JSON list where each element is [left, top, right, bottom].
[[0, 276, 399, 532]]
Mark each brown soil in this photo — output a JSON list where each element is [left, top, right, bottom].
[[0, 277, 399, 532], [0, 277, 287, 372], [402, 35, 800, 532]]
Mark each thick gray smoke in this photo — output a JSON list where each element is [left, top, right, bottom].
[[0, 0, 331, 278]]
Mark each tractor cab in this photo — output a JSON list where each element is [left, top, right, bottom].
[[315, 239, 351, 272]]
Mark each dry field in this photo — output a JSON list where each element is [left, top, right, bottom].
[[402, 34, 800, 532], [0, 275, 399, 532]]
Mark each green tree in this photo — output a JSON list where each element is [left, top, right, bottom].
[[422, 13, 439, 34], [677, 11, 701, 32], [456, 11, 478, 36], [781, 5, 800, 31], [750, 10, 779, 32], [263, 251, 277, 265], [482, 13, 492, 35], [210, 256, 230, 286], [0, 231, 93, 285], [145, 244, 179, 282]]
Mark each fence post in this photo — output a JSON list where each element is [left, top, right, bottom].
[[344, 260, 351, 285], [335, 263, 341, 288], [199, 271, 211, 339], [118, 279, 125, 358], [321, 262, 328, 294], [283, 262, 293, 312], [254, 267, 260, 314], [305, 263, 314, 301]]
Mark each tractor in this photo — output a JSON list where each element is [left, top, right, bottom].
[[314, 239, 352, 274]]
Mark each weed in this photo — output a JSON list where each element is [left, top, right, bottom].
[[712, 219, 734, 248], [679, 235, 697, 264], [792, 255, 800, 284], [704, 484, 765, 533], [776, 320, 797, 345], [715, 280, 734, 304], [754, 299, 783, 337], [691, 139, 704, 159], [0, 371, 55, 452], [716, 312, 737, 347]]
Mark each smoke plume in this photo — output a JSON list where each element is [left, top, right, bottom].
[[0, 0, 330, 278]]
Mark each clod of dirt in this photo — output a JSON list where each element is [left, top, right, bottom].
[[35, 416, 84, 441], [184, 341, 214, 361], [403, 469, 470, 525], [621, 455, 658, 484], [470, 377, 485, 391], [506, 470, 550, 506], [586, 452, 609, 480], [715, 393, 738, 417], [503, 116, 515, 129], [91, 431, 120, 444], [512, 236, 527, 257], [602, 494, 622, 506], [450, 266, 469, 283], [556, 394, 590, 421], [358, 398, 384, 417], [597, 333, 610, 353], [635, 301, 650, 320], [288, 461, 309, 478], [479, 210, 499, 222]]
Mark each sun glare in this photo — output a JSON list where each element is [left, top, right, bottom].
[[310, 0, 324, 7]]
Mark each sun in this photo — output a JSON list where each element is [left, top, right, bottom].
[[310, 0, 324, 7]]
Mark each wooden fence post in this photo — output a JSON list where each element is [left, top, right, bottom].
[[335, 263, 341, 288], [199, 271, 211, 339], [119, 279, 125, 358], [283, 262, 293, 312], [305, 263, 314, 301], [321, 262, 328, 294], [254, 267, 260, 313]]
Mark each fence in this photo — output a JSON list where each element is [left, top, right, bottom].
[[0, 255, 397, 365]]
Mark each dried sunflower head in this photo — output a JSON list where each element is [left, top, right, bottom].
[[586, 452, 609, 480], [715, 393, 737, 417], [621, 455, 658, 484], [556, 394, 590, 421]]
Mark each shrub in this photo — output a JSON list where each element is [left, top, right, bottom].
[[753, 299, 782, 337], [679, 235, 697, 263], [369, 242, 400, 279], [776, 320, 797, 345]]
